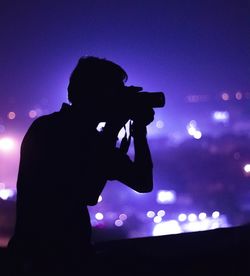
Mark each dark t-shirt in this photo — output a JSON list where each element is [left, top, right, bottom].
[[10, 103, 133, 261]]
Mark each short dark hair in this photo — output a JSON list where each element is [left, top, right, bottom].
[[67, 56, 128, 104]]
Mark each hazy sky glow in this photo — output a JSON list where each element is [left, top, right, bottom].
[[1, 1, 249, 118], [0, 0, 250, 188]]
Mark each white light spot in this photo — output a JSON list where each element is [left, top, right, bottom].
[[178, 213, 187, 222], [244, 164, 250, 173], [156, 120, 164, 129], [98, 195, 103, 203], [0, 189, 14, 200], [0, 137, 15, 152], [153, 220, 182, 236], [188, 213, 197, 222], [189, 120, 197, 128], [157, 210, 166, 217], [212, 111, 229, 122], [147, 211, 155, 218], [119, 214, 127, 221], [198, 212, 207, 220], [95, 212, 104, 220], [157, 190, 176, 204], [115, 219, 123, 227], [193, 130, 202, 139], [212, 211, 220, 219], [187, 126, 196, 136], [153, 216, 162, 224]]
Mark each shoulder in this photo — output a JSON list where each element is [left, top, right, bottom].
[[22, 112, 61, 146], [26, 112, 63, 134]]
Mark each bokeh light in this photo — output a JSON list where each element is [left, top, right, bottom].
[[212, 211, 220, 219], [243, 164, 250, 174], [153, 216, 162, 224], [221, 92, 230, 101], [153, 220, 182, 236], [29, 110, 38, 118], [0, 137, 15, 152], [115, 219, 123, 227], [178, 214, 187, 222], [157, 190, 176, 204], [147, 211, 155, 218], [198, 212, 207, 220], [95, 212, 104, 220], [8, 112, 16, 120]]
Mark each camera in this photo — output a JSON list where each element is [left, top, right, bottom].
[[123, 89, 165, 116], [131, 91, 165, 108]]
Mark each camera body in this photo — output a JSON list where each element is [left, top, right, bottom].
[[123, 90, 165, 119], [131, 91, 165, 109]]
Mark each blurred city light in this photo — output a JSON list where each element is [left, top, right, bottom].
[[8, 112, 16, 120], [157, 190, 176, 204], [178, 213, 187, 222], [193, 130, 202, 139], [0, 137, 15, 152], [212, 111, 229, 123], [182, 220, 210, 232], [198, 212, 207, 220], [29, 110, 38, 118], [115, 219, 123, 227], [221, 92, 229, 101], [119, 214, 127, 221], [188, 213, 197, 222], [153, 216, 162, 224], [156, 120, 164, 129], [243, 164, 250, 174], [147, 211, 155, 218], [0, 189, 15, 200], [153, 220, 182, 236], [212, 211, 220, 219], [186, 121, 202, 139], [157, 210, 166, 217], [95, 212, 104, 220], [235, 91, 243, 100], [98, 195, 103, 203]]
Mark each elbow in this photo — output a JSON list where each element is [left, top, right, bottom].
[[137, 184, 153, 193], [87, 200, 98, 206], [85, 196, 99, 206], [134, 178, 153, 193]]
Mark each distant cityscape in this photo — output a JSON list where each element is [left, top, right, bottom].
[[1, 90, 250, 246]]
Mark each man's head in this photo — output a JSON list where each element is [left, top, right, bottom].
[[68, 56, 128, 107]]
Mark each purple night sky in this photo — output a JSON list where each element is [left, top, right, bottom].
[[1, 1, 249, 115], [0, 1, 250, 243]]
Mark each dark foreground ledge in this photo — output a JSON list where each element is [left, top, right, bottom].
[[1, 224, 250, 275]]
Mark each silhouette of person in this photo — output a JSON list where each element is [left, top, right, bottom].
[[7, 56, 154, 275]]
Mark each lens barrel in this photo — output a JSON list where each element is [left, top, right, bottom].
[[137, 92, 165, 108]]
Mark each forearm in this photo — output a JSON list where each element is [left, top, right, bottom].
[[132, 124, 153, 192], [133, 126, 153, 168]]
